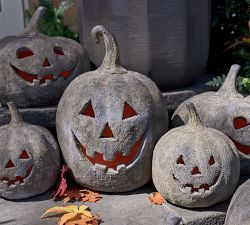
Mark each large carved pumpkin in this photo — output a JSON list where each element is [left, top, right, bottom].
[[56, 25, 168, 192], [0, 7, 90, 107], [224, 178, 250, 225], [153, 103, 240, 208], [172, 65, 250, 174], [0, 102, 60, 199]]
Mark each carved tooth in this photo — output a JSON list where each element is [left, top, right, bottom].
[[15, 181, 20, 185], [198, 188, 205, 194], [94, 163, 107, 173], [103, 154, 115, 161], [45, 79, 52, 85], [107, 168, 118, 174], [32, 79, 40, 86], [2, 180, 8, 184], [184, 186, 192, 193], [9, 184, 16, 188], [117, 164, 126, 173]]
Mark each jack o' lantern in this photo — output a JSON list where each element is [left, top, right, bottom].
[[56, 25, 168, 192], [0, 102, 60, 199], [172, 64, 250, 174], [0, 7, 90, 107], [224, 178, 250, 225], [153, 103, 240, 208]]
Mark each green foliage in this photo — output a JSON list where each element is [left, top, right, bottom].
[[26, 0, 79, 42], [207, 0, 250, 93]]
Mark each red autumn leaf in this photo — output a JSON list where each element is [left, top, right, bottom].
[[63, 186, 82, 203], [53, 164, 68, 200], [148, 192, 165, 205], [79, 189, 102, 203]]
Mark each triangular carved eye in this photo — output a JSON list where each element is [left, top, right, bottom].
[[122, 102, 137, 119], [19, 150, 30, 159], [5, 160, 15, 168], [234, 117, 249, 129], [17, 48, 34, 59], [81, 101, 95, 118]]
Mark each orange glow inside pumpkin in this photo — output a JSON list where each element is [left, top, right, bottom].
[[17, 49, 34, 59], [101, 123, 114, 138], [234, 117, 248, 129], [122, 102, 137, 119], [82, 101, 95, 117], [5, 160, 15, 168]]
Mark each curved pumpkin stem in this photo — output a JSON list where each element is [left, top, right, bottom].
[[22, 6, 45, 35], [7, 102, 25, 126], [186, 103, 203, 129], [217, 64, 241, 97], [91, 25, 126, 74]]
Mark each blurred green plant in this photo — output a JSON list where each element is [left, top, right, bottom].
[[207, 0, 250, 93], [26, 0, 79, 42]]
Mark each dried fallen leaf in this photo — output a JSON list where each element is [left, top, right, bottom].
[[41, 205, 101, 225], [79, 189, 102, 203], [63, 187, 82, 203], [148, 192, 165, 205], [65, 214, 101, 225], [53, 164, 68, 200]]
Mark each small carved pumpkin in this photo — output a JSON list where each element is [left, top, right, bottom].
[[0, 7, 90, 107], [172, 65, 250, 174], [153, 103, 240, 208], [0, 102, 60, 199], [56, 25, 168, 192], [224, 178, 250, 225]]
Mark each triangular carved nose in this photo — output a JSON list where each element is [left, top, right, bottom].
[[43, 58, 50, 67], [101, 123, 114, 138], [5, 160, 15, 168], [192, 166, 201, 175]]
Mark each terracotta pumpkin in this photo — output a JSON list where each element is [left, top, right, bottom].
[[0, 102, 60, 199], [224, 178, 250, 225], [56, 25, 168, 192], [0, 6, 90, 107], [172, 64, 250, 174], [153, 103, 240, 208]]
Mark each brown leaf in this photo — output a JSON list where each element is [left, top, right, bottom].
[[148, 192, 165, 205], [65, 214, 101, 225], [59, 212, 79, 225], [64, 187, 82, 203], [79, 189, 102, 203]]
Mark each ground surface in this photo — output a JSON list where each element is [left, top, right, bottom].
[[0, 181, 231, 225]]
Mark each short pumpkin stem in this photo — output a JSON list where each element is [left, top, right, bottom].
[[186, 103, 203, 129], [23, 6, 45, 35], [7, 102, 24, 126], [217, 64, 241, 97], [91, 25, 126, 74]]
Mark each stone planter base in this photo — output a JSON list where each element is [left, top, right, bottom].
[[0, 74, 212, 128]]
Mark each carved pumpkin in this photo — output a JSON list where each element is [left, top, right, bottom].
[[0, 102, 60, 199], [172, 64, 250, 174], [56, 25, 168, 192], [153, 103, 240, 208], [0, 7, 90, 107], [224, 178, 250, 225]]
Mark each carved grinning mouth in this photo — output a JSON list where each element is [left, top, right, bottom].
[[10, 63, 76, 85], [0, 164, 33, 186], [173, 174, 220, 193], [229, 137, 250, 155], [73, 132, 143, 170]]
